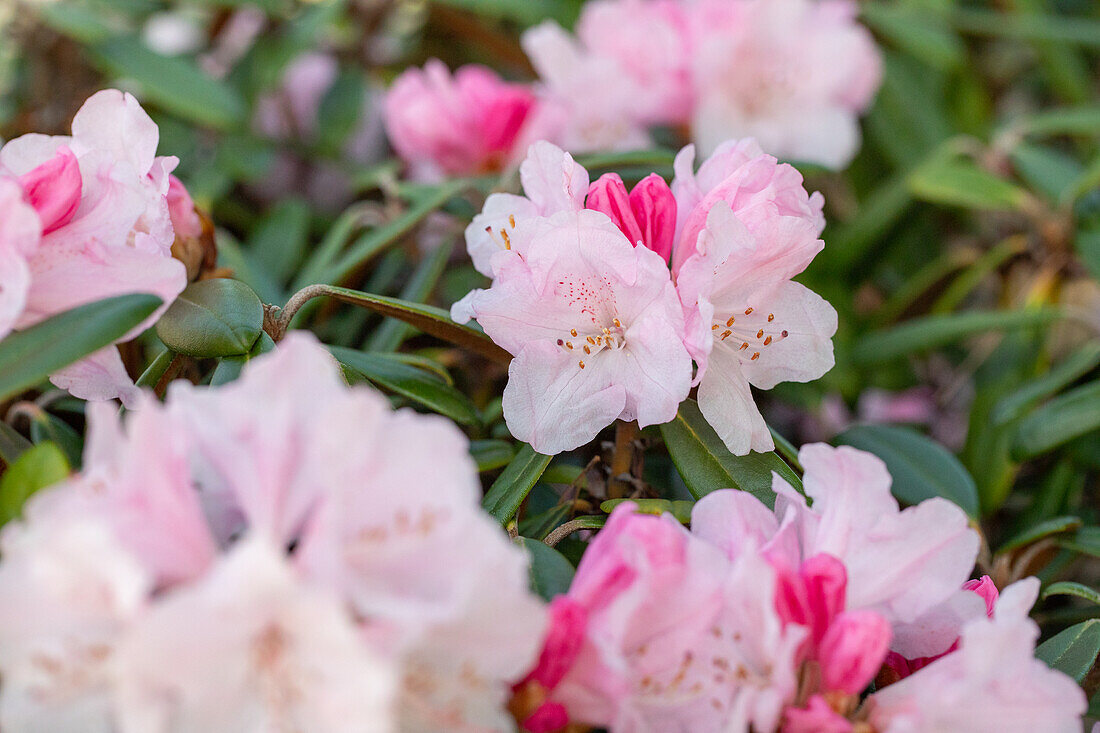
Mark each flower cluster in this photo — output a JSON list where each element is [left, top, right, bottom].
[[452, 140, 837, 455], [513, 444, 1086, 732], [0, 333, 546, 732], [0, 90, 190, 406], [382, 0, 882, 176]]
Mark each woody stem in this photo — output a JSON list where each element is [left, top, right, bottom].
[[607, 420, 640, 500]]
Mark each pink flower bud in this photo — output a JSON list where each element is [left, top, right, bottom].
[[522, 596, 587, 691], [586, 172, 676, 262], [774, 553, 847, 647], [963, 575, 998, 616], [819, 609, 892, 695], [586, 173, 643, 247], [167, 175, 202, 240], [17, 146, 81, 234]]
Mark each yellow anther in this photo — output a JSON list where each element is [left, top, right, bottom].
[[570, 329, 578, 337], [751, 352, 760, 361], [756, 329, 764, 339], [726, 316, 736, 327], [767, 313, 775, 322], [578, 361, 586, 369], [744, 307, 754, 315], [763, 336, 772, 346]]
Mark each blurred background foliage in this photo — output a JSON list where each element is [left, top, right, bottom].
[[1, 0, 1099, 708]]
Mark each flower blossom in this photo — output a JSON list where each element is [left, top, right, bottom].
[[0, 89, 189, 406], [384, 59, 539, 180], [0, 333, 546, 732]]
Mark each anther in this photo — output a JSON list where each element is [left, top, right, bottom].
[[756, 329, 764, 339], [781, 330, 789, 338], [613, 318, 622, 328], [565, 342, 574, 350], [751, 352, 760, 360], [587, 336, 596, 344], [763, 336, 772, 345], [744, 307, 754, 315], [602, 327, 611, 336], [556, 339, 564, 346], [767, 313, 774, 322], [739, 342, 749, 351], [509, 214, 516, 228], [712, 324, 720, 330], [578, 361, 585, 369], [500, 229, 511, 250], [570, 329, 578, 337], [720, 330, 732, 340], [484, 226, 493, 233], [583, 345, 591, 354], [726, 316, 736, 327]]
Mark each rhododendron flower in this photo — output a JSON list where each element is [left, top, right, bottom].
[[0, 89, 188, 406], [384, 59, 538, 180], [0, 178, 38, 340], [453, 209, 693, 454], [868, 578, 1087, 732], [0, 333, 545, 732]]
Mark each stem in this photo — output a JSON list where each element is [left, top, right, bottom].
[[263, 284, 334, 342], [544, 518, 594, 548], [607, 420, 640, 499]]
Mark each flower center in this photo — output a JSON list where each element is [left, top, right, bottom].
[[556, 318, 627, 370], [711, 306, 787, 362]]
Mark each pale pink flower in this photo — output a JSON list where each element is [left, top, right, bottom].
[[869, 578, 1087, 733], [0, 89, 188, 405], [689, 0, 883, 168], [384, 59, 538, 180], [465, 141, 589, 277], [113, 538, 396, 733], [0, 178, 39, 340], [166, 175, 202, 240], [452, 210, 692, 454]]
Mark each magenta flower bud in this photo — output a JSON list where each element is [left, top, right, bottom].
[[774, 553, 847, 647], [586, 172, 644, 249], [963, 575, 999, 616], [628, 173, 676, 262], [17, 146, 81, 234], [819, 609, 892, 695]]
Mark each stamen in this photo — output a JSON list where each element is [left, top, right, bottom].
[[578, 361, 585, 369], [712, 324, 720, 330], [565, 342, 574, 350], [767, 313, 775, 322], [756, 329, 764, 339], [556, 339, 564, 346], [739, 342, 749, 351], [763, 336, 772, 345], [781, 330, 789, 338], [509, 214, 516, 228], [570, 329, 578, 337], [500, 229, 511, 250], [484, 226, 493, 233], [613, 318, 622, 328], [726, 316, 736, 327], [720, 330, 732, 341], [587, 336, 596, 345], [751, 352, 760, 361], [583, 345, 591, 354], [744, 307, 754, 315], [602, 327, 611, 336]]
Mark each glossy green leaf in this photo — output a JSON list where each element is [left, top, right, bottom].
[[853, 309, 1062, 365], [0, 294, 161, 403], [659, 400, 802, 504], [999, 516, 1082, 553], [518, 537, 575, 601], [0, 442, 69, 524], [470, 440, 515, 472], [1035, 620, 1100, 683], [1012, 380, 1100, 459], [156, 280, 264, 358], [331, 347, 480, 426], [1042, 581, 1100, 606], [836, 424, 979, 517], [482, 444, 552, 525], [993, 343, 1100, 425], [909, 156, 1030, 211], [209, 333, 277, 386], [600, 498, 693, 524], [91, 36, 246, 130]]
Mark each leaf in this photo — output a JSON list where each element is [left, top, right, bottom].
[[1042, 581, 1100, 606], [0, 423, 32, 466], [247, 199, 312, 289], [993, 343, 1100, 425], [909, 156, 1030, 211], [1060, 527, 1100, 558], [367, 241, 454, 353], [1035, 620, 1100, 683], [1009, 143, 1083, 203], [998, 516, 1082, 553], [481, 444, 553, 525], [209, 333, 276, 387], [29, 412, 83, 469], [852, 309, 1062, 365], [836, 424, 980, 517], [1076, 227, 1100, 282], [331, 346, 480, 426], [317, 287, 511, 365], [949, 8, 1100, 50], [91, 36, 246, 130], [156, 279, 264, 358], [1011, 105, 1100, 138], [518, 537, 575, 601], [0, 442, 70, 524], [861, 5, 964, 71], [431, 0, 578, 26], [600, 498, 694, 524], [1012, 380, 1100, 459], [659, 400, 802, 504], [0, 294, 162, 403], [470, 440, 515, 472]]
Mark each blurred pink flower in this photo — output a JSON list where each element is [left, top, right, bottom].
[[0, 178, 38, 340], [452, 209, 693, 454], [384, 59, 538, 180], [0, 89, 188, 405]]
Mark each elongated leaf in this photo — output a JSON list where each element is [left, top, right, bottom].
[[1009, 143, 1083, 203], [209, 333, 276, 387], [482, 444, 552, 524], [156, 279, 264, 358], [659, 400, 801, 504], [518, 537, 575, 601], [0, 423, 31, 466], [1012, 380, 1100, 459], [950, 8, 1100, 50], [367, 241, 454, 353], [29, 412, 83, 469], [470, 440, 515, 472], [432, 0, 577, 26], [0, 442, 69, 524], [853, 309, 1062, 364], [91, 36, 246, 130], [601, 498, 693, 524], [837, 424, 980, 517], [1060, 527, 1100, 558], [0, 294, 161, 402], [1042, 581, 1100, 606], [1012, 105, 1100, 137], [861, 5, 964, 71], [1035, 620, 1100, 683], [317, 287, 511, 365], [999, 516, 1082, 554], [331, 346, 480, 426], [993, 343, 1100, 425], [248, 199, 311, 288]]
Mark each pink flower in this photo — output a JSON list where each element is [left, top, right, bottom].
[[586, 172, 677, 262], [0, 89, 188, 406], [113, 538, 396, 733], [384, 59, 538, 180], [166, 175, 202, 240], [452, 209, 693, 454], [0, 178, 38, 340], [465, 141, 589, 277], [868, 578, 1087, 732], [688, 0, 882, 168]]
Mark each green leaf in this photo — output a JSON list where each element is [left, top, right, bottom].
[[836, 424, 980, 517], [431, 0, 577, 26], [1009, 143, 1083, 203], [331, 347, 480, 426], [91, 36, 246, 130], [993, 343, 1100, 425], [0, 442, 70, 524], [600, 498, 694, 524], [1012, 380, 1100, 459], [367, 241, 454, 353], [1042, 581, 1100, 606], [156, 280, 264, 358], [0, 294, 162, 403], [209, 333, 277, 386], [0, 423, 32, 466], [247, 200, 312, 289], [999, 516, 1082, 553], [470, 440, 515, 472], [1060, 527, 1100, 558], [949, 8, 1100, 50], [1010, 105, 1100, 138], [1076, 227, 1100, 282], [852, 309, 1062, 365], [482, 444, 552, 525], [313, 287, 511, 365], [1035, 619, 1100, 683], [135, 348, 177, 390], [861, 5, 964, 71], [518, 537, 575, 601], [909, 156, 1030, 211], [29, 412, 83, 469], [659, 400, 802, 504]]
